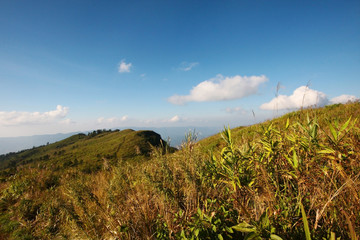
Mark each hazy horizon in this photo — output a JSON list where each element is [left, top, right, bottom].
[[0, 126, 222, 155]]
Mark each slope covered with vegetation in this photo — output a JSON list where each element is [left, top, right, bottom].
[[0, 129, 168, 173], [0, 103, 359, 239]]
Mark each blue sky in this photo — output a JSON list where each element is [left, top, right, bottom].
[[0, 0, 359, 137]]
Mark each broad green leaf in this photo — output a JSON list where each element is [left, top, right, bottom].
[[317, 149, 335, 154], [232, 222, 256, 233], [270, 234, 284, 240], [194, 228, 199, 237], [245, 232, 261, 240], [329, 123, 338, 142], [225, 226, 234, 233], [292, 150, 298, 169], [285, 118, 290, 129], [340, 116, 352, 132], [260, 211, 270, 228], [330, 232, 335, 240], [180, 230, 187, 239], [197, 208, 202, 217]]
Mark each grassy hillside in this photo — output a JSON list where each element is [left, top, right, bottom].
[[199, 103, 360, 153], [0, 129, 169, 173], [0, 103, 359, 239]]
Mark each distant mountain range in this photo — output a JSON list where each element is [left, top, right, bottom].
[[0, 133, 77, 155], [0, 126, 221, 155]]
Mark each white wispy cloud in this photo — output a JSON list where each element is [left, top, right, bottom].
[[96, 117, 105, 124], [169, 115, 181, 122], [60, 118, 73, 125], [97, 115, 129, 124], [118, 59, 132, 73], [260, 86, 358, 110], [0, 105, 69, 126], [330, 95, 358, 104], [179, 62, 199, 71], [168, 74, 268, 105], [226, 106, 247, 114]]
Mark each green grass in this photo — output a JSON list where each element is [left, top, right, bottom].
[[0, 129, 172, 173], [0, 102, 359, 239]]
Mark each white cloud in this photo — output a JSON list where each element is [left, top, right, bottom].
[[168, 74, 268, 105], [330, 95, 358, 104], [169, 115, 180, 122], [226, 107, 247, 114], [60, 118, 73, 125], [179, 62, 199, 71], [97, 117, 105, 124], [97, 115, 129, 124], [118, 59, 132, 73], [47, 105, 69, 118], [0, 105, 69, 126], [107, 117, 117, 123], [260, 86, 333, 110], [260, 86, 328, 110], [261, 85, 359, 111]]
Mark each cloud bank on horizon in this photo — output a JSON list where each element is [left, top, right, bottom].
[[260, 86, 358, 110], [0, 105, 69, 126], [0, 85, 357, 130], [168, 74, 268, 105]]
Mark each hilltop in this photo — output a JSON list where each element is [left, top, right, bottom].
[[0, 126, 221, 155], [0, 128, 173, 176], [0, 103, 359, 239]]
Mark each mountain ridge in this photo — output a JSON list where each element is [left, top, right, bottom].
[[0, 126, 220, 155], [0, 128, 173, 172]]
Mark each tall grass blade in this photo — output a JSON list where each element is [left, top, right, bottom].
[[330, 232, 335, 240], [342, 210, 358, 240], [300, 201, 311, 240], [340, 116, 352, 132]]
